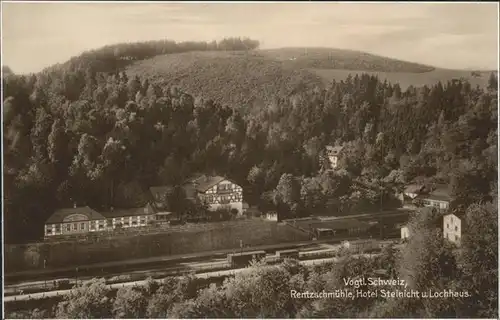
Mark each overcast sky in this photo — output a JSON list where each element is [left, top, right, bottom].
[[2, 2, 498, 74]]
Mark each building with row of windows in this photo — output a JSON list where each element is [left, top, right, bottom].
[[150, 174, 244, 216], [44, 204, 157, 238], [44, 174, 244, 238]]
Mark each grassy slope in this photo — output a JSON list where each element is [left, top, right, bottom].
[[259, 47, 435, 73], [126, 51, 324, 107], [125, 47, 494, 107]]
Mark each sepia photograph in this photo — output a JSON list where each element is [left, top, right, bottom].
[[1, 1, 499, 319]]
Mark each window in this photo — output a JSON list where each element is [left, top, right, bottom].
[[124, 221, 129, 226], [73, 223, 77, 231], [447, 224, 449, 229], [46, 229, 52, 234], [455, 226, 458, 232], [132, 221, 137, 225], [80, 223, 85, 230], [55, 225, 61, 232], [66, 224, 71, 232]]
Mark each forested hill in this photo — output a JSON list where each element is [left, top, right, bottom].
[[3, 55, 498, 244]]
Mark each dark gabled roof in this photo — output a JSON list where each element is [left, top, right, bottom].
[[326, 145, 343, 155], [45, 206, 106, 224], [184, 174, 237, 193], [404, 184, 425, 194], [101, 203, 156, 218]]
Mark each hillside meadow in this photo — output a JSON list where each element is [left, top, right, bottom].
[[126, 48, 495, 107]]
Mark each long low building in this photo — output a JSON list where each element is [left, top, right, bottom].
[[44, 206, 109, 237], [44, 203, 157, 238]]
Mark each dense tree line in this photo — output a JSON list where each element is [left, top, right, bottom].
[[6, 203, 497, 318], [3, 47, 497, 243]]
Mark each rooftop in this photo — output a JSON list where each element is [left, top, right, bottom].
[[101, 204, 155, 218]]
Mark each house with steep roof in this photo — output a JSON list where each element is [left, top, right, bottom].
[[151, 174, 245, 217], [185, 174, 244, 215], [443, 212, 463, 245], [44, 205, 107, 237]]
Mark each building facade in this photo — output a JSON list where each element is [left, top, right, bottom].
[[101, 204, 156, 229], [443, 213, 462, 245], [400, 183, 451, 212], [192, 176, 244, 215], [44, 204, 157, 238]]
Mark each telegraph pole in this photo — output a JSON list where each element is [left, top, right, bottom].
[[44, 259, 47, 289]]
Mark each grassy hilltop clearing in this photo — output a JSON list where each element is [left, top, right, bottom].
[[126, 47, 495, 107]]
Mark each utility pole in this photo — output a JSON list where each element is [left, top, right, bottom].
[[44, 259, 47, 289], [75, 267, 79, 287]]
